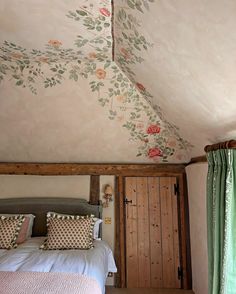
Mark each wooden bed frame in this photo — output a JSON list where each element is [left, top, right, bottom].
[[0, 197, 102, 237]]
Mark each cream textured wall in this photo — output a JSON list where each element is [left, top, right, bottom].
[[100, 175, 115, 286], [0, 175, 115, 285], [186, 163, 208, 294], [0, 175, 90, 198]]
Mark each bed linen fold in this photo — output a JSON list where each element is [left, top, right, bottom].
[[0, 237, 117, 294]]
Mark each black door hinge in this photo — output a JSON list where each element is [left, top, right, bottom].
[[174, 183, 180, 196], [178, 266, 183, 280]]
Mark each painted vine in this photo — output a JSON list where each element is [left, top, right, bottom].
[[0, 0, 192, 162], [114, 0, 193, 153]]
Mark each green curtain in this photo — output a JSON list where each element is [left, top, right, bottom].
[[207, 149, 236, 294]]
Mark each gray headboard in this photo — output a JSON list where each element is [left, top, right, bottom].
[[0, 198, 102, 237]]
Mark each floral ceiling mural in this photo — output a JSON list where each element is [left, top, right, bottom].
[[0, 0, 193, 163], [114, 0, 193, 152], [113, 0, 236, 157]]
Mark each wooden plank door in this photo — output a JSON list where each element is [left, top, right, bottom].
[[125, 177, 181, 288]]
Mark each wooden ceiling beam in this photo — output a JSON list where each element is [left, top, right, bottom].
[[187, 155, 207, 165], [0, 163, 185, 176]]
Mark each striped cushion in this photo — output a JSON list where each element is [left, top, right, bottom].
[[41, 212, 95, 250], [0, 215, 25, 249]]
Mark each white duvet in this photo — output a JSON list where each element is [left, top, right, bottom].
[[0, 237, 117, 293]]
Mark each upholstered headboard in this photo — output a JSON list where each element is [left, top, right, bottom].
[[0, 198, 102, 237]]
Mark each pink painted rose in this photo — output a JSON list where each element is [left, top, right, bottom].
[[116, 95, 126, 103], [88, 52, 97, 59], [120, 48, 130, 59], [95, 68, 106, 79], [136, 82, 145, 91], [99, 8, 111, 17], [48, 40, 62, 48], [148, 148, 162, 158], [147, 124, 161, 134]]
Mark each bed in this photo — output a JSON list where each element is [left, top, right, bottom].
[[0, 198, 117, 294]]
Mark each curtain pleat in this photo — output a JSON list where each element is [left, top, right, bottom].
[[207, 149, 236, 294]]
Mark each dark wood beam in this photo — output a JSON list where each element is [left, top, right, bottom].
[[187, 155, 207, 165], [89, 175, 100, 205], [0, 163, 185, 176], [111, 0, 115, 61], [115, 175, 126, 288]]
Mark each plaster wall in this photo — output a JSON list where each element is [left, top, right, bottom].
[[186, 163, 208, 294], [100, 175, 115, 286]]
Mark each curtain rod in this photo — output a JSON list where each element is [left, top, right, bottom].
[[204, 140, 236, 152]]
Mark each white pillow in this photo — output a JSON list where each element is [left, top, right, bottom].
[[0, 214, 35, 239], [93, 218, 103, 240]]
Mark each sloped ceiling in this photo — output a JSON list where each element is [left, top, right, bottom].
[[1, 0, 234, 163], [114, 0, 236, 158]]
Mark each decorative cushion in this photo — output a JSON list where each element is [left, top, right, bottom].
[[46, 212, 102, 240], [0, 215, 25, 249], [1, 214, 35, 242], [41, 212, 95, 250]]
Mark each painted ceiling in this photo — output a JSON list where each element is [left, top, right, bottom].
[[114, 0, 236, 157], [1, 0, 234, 163]]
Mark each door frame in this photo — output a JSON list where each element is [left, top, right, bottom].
[[115, 169, 192, 289]]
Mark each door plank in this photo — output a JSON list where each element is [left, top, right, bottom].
[[125, 177, 138, 287], [148, 177, 163, 287], [160, 177, 177, 288], [136, 177, 151, 287]]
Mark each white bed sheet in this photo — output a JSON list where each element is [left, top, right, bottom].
[[0, 237, 117, 293]]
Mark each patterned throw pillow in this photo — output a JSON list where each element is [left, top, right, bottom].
[[46, 212, 102, 240], [1, 214, 35, 240], [41, 213, 95, 250], [0, 215, 25, 249]]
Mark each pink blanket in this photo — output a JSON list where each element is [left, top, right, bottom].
[[0, 271, 102, 294]]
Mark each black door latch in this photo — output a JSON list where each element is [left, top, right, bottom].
[[124, 198, 132, 204]]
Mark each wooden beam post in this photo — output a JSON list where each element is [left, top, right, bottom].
[[89, 175, 100, 205], [115, 175, 126, 288]]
